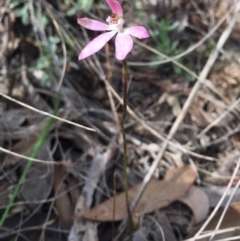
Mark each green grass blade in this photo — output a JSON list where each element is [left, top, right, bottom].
[[0, 93, 61, 228]]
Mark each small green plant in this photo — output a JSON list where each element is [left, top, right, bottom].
[[10, 0, 48, 28], [10, 1, 65, 85], [36, 36, 64, 85], [149, 19, 179, 54], [64, 0, 93, 16], [149, 19, 194, 81], [10, 0, 30, 26]]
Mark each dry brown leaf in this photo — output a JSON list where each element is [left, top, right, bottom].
[[54, 165, 73, 230], [158, 93, 181, 117], [67, 175, 81, 209], [215, 1, 228, 19], [179, 186, 209, 224], [0, 179, 11, 208], [193, 202, 240, 241], [78, 166, 196, 221], [207, 201, 240, 236]]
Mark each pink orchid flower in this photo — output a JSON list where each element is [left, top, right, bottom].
[[77, 0, 150, 61]]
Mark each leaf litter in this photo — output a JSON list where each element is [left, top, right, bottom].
[[1, 0, 240, 240], [78, 166, 196, 221]]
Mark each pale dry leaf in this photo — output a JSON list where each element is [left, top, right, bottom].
[[158, 93, 181, 117], [166, 95, 181, 117], [69, 192, 97, 241], [177, 14, 188, 33], [179, 186, 209, 224], [83, 149, 110, 208], [73, 195, 86, 234], [82, 222, 98, 241], [68, 228, 80, 241], [215, 1, 229, 19], [133, 227, 150, 241], [78, 166, 196, 221], [165, 152, 184, 167], [69, 148, 113, 241], [140, 143, 160, 153]]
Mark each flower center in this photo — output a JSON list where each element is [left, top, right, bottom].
[[106, 13, 124, 31], [109, 13, 121, 24]]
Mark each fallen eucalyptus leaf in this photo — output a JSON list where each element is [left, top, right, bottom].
[[180, 186, 209, 224], [78, 166, 196, 221]]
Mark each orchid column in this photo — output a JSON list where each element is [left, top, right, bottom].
[[77, 0, 150, 232]]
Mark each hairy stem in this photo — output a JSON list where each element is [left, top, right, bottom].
[[121, 59, 133, 239], [122, 59, 128, 121]]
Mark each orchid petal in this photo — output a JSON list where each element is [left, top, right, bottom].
[[125, 26, 150, 39], [106, 0, 123, 16], [115, 33, 133, 61], [79, 31, 116, 60], [77, 17, 109, 31]]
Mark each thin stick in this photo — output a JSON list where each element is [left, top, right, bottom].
[[0, 92, 94, 131], [184, 226, 240, 241], [112, 171, 117, 241], [210, 179, 240, 241], [130, 0, 240, 216], [128, 10, 228, 67], [192, 158, 240, 241], [196, 97, 240, 139], [0, 146, 62, 165]]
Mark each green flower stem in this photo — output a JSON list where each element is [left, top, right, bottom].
[[0, 93, 61, 228], [121, 59, 133, 237]]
